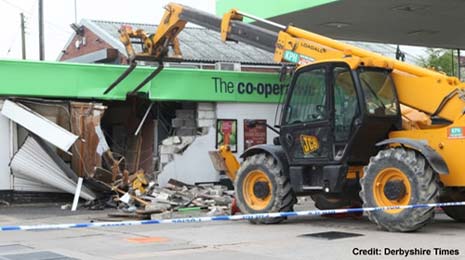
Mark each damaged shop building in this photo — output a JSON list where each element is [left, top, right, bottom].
[[0, 20, 288, 203]]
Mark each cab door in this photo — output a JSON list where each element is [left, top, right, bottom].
[[280, 64, 332, 165]]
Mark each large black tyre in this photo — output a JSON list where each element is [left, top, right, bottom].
[[311, 194, 352, 210], [311, 180, 362, 210], [360, 148, 439, 232], [235, 153, 296, 224], [311, 193, 362, 210], [440, 188, 465, 222]]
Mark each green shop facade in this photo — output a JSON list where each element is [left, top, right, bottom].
[[0, 59, 288, 194]]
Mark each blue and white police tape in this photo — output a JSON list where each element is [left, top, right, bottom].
[[1, 201, 464, 232]]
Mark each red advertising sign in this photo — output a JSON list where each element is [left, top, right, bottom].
[[244, 119, 267, 150]]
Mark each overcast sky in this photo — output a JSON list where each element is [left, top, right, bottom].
[[0, 0, 215, 61]]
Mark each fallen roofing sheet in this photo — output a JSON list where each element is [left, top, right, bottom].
[[10, 135, 96, 201], [0, 100, 78, 152]]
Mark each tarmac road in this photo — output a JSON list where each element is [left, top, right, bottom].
[[0, 202, 464, 260]]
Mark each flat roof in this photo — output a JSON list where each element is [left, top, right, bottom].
[[218, 0, 465, 49]]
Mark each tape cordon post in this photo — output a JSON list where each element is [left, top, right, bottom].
[[1, 201, 465, 232]]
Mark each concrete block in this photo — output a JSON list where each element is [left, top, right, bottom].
[[172, 118, 197, 128], [184, 119, 197, 127], [171, 118, 184, 128], [160, 153, 173, 164], [160, 145, 179, 154], [151, 211, 173, 220], [197, 102, 215, 111], [176, 109, 195, 119], [197, 110, 216, 119], [160, 136, 195, 154], [198, 119, 215, 127], [176, 127, 197, 136], [162, 136, 181, 145], [181, 136, 196, 144], [145, 203, 171, 212]]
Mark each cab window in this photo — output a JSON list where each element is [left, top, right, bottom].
[[359, 70, 398, 116], [333, 67, 358, 141], [285, 68, 327, 124]]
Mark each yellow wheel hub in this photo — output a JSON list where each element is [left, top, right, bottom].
[[373, 167, 412, 214], [242, 170, 273, 210]]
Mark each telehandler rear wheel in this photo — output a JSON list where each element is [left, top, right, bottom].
[[235, 153, 296, 224], [360, 148, 439, 232], [440, 188, 465, 222]]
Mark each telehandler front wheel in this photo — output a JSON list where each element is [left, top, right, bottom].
[[235, 153, 296, 224], [360, 148, 439, 232]]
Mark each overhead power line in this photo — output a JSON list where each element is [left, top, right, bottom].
[[0, 0, 70, 34]]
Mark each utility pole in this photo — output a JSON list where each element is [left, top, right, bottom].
[[451, 49, 455, 77], [74, 0, 78, 24], [458, 49, 461, 81], [20, 13, 26, 60], [38, 0, 45, 60]]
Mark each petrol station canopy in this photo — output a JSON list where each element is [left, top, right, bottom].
[[217, 0, 465, 49]]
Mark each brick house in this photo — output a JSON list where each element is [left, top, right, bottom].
[[57, 19, 279, 73]]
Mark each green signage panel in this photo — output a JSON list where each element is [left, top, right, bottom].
[[0, 59, 288, 103], [149, 69, 289, 103]]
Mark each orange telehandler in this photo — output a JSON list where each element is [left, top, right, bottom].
[[104, 3, 465, 232]]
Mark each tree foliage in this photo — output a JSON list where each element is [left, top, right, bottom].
[[420, 48, 457, 76]]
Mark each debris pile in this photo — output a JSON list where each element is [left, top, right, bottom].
[[1, 99, 233, 217], [106, 177, 235, 220]]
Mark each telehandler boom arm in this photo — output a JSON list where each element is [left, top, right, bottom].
[[108, 3, 465, 122]]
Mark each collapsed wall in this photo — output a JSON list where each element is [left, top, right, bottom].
[[157, 102, 280, 186], [158, 102, 217, 186]]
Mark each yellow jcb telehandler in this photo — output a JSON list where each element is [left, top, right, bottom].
[[105, 3, 465, 232]]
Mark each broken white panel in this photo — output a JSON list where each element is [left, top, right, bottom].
[[10, 136, 96, 201], [120, 193, 131, 204], [95, 125, 110, 156], [0, 100, 11, 190], [13, 176, 63, 193], [1, 100, 78, 152], [71, 177, 83, 211]]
